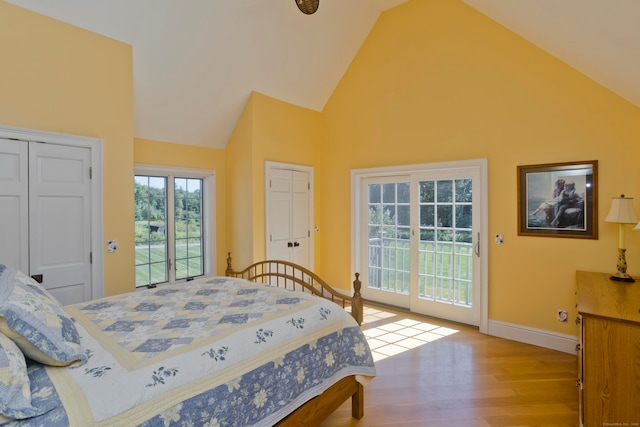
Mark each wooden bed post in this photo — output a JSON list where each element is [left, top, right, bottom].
[[352, 382, 364, 419], [225, 252, 233, 276], [352, 272, 363, 326]]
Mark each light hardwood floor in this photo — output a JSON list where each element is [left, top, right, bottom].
[[321, 304, 579, 427]]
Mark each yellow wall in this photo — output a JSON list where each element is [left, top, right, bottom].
[[225, 94, 255, 269], [321, 0, 640, 335], [226, 92, 322, 272], [133, 138, 227, 274], [0, 1, 135, 296]]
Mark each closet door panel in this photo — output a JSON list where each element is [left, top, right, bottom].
[[29, 142, 92, 305], [0, 138, 29, 272]]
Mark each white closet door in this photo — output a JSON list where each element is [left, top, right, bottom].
[[29, 142, 92, 305], [268, 168, 294, 262], [266, 164, 312, 269], [291, 170, 310, 267], [0, 138, 29, 272]]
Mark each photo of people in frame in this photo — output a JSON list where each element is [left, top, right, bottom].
[[526, 173, 587, 230]]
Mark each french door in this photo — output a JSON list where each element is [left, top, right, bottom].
[[134, 173, 207, 288], [358, 163, 484, 327]]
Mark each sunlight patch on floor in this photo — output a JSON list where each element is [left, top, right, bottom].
[[362, 306, 458, 362]]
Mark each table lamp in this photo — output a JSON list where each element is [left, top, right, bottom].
[[604, 194, 638, 282]]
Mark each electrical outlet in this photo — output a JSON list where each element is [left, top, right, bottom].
[[495, 233, 504, 244], [557, 310, 568, 322]]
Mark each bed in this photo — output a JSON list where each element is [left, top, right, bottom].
[[0, 256, 375, 426]]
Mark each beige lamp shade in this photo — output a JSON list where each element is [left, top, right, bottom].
[[604, 195, 638, 224]]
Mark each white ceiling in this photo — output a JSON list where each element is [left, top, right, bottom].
[[6, 0, 640, 149]]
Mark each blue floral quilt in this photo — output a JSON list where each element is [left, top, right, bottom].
[[7, 276, 375, 426]]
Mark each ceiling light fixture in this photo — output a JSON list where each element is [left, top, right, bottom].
[[296, 0, 319, 15]]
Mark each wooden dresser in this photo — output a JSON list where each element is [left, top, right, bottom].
[[576, 271, 640, 427]]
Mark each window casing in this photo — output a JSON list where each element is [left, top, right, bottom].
[[134, 165, 215, 288]]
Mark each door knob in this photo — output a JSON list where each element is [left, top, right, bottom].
[[294, 242, 300, 247], [287, 242, 293, 247]]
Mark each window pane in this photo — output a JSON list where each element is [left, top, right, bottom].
[[382, 183, 396, 203], [437, 180, 453, 202], [455, 179, 472, 203], [174, 177, 203, 280], [420, 181, 434, 203], [437, 205, 453, 227], [420, 205, 434, 227], [397, 205, 410, 226], [369, 184, 381, 204], [397, 182, 410, 203], [456, 205, 472, 228], [135, 175, 167, 287], [368, 205, 381, 225]]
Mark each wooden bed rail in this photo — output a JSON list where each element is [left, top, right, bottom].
[[225, 253, 363, 326]]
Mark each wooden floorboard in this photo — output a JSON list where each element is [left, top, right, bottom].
[[320, 304, 579, 427]]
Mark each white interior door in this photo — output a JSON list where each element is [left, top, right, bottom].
[[266, 163, 313, 270], [0, 139, 29, 272], [268, 168, 294, 262], [291, 171, 310, 266], [0, 138, 92, 305], [29, 142, 92, 305]]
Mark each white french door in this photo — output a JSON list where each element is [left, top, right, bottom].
[[356, 161, 486, 328], [410, 169, 481, 326], [134, 165, 214, 288]]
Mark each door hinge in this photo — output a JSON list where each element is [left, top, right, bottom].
[[308, 230, 310, 237], [90, 252, 93, 264], [89, 167, 92, 179], [270, 234, 272, 242], [308, 183, 310, 190]]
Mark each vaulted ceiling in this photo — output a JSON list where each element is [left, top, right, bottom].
[[6, 0, 639, 149]]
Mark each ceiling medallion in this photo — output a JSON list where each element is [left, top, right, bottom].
[[295, 0, 319, 15]]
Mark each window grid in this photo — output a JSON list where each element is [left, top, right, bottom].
[[418, 179, 473, 307], [367, 182, 411, 295]]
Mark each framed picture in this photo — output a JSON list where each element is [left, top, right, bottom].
[[517, 160, 598, 238]]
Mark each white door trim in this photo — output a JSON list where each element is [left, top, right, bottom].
[[351, 158, 488, 334], [0, 124, 104, 300], [265, 161, 314, 270]]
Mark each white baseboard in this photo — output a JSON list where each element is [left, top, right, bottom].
[[487, 320, 578, 354]]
